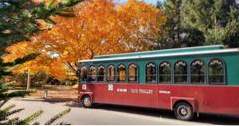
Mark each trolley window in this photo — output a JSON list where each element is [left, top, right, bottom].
[[98, 66, 105, 82], [208, 59, 225, 84], [174, 61, 187, 84], [128, 64, 138, 82], [80, 66, 87, 82], [88, 66, 97, 82], [117, 64, 126, 82], [107, 65, 115, 81], [191, 60, 205, 84], [159, 61, 171, 83], [146, 63, 157, 83]]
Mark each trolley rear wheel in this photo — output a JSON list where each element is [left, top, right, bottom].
[[174, 102, 194, 120]]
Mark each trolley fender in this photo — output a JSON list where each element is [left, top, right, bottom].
[[78, 92, 94, 102], [170, 97, 198, 112]]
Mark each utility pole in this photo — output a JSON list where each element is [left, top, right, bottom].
[[26, 69, 31, 91]]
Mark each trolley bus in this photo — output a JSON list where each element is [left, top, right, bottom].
[[77, 45, 239, 120]]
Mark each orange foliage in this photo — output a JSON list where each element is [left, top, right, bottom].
[[3, 41, 35, 63], [2, 0, 166, 80]]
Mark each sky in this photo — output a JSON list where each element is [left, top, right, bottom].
[[117, 0, 162, 5]]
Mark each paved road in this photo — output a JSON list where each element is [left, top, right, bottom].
[[5, 97, 239, 125]]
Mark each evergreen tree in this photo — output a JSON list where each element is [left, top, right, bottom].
[[181, 0, 239, 47], [0, 0, 83, 51], [157, 0, 205, 49]]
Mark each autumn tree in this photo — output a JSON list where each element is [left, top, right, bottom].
[[2, 0, 166, 80]]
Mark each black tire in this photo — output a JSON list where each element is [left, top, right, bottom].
[[174, 102, 194, 121], [82, 96, 93, 108]]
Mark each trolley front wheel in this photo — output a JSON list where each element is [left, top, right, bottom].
[[82, 96, 93, 108]]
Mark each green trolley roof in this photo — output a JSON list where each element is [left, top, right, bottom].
[[80, 45, 239, 62]]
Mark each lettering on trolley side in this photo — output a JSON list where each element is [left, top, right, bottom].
[[130, 89, 153, 94], [108, 87, 170, 95], [139, 89, 153, 94], [108, 84, 114, 91], [159, 90, 171, 94], [130, 89, 138, 94], [116, 88, 127, 93]]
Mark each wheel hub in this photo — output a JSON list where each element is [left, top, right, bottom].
[[84, 97, 91, 107], [180, 107, 187, 115]]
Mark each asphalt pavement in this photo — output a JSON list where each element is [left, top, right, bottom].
[[4, 97, 239, 125]]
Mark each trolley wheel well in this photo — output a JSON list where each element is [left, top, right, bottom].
[[173, 100, 193, 110], [81, 94, 91, 101]]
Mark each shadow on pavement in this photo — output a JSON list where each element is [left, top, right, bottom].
[[91, 104, 239, 125], [19, 96, 77, 102]]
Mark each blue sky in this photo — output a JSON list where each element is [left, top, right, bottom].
[[117, 0, 162, 5]]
